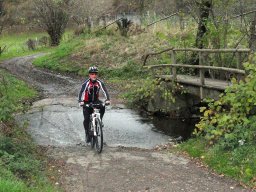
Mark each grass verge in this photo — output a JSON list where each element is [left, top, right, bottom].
[[0, 69, 58, 192], [178, 138, 256, 188]]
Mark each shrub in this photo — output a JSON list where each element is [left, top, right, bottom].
[[195, 55, 256, 149]]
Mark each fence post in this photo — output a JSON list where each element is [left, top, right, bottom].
[[199, 51, 205, 99], [199, 68, 205, 99], [171, 50, 177, 80], [237, 52, 242, 69]]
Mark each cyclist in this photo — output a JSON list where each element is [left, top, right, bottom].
[[78, 66, 110, 143]]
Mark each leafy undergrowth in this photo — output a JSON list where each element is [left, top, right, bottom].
[[0, 70, 58, 192], [179, 56, 256, 188]]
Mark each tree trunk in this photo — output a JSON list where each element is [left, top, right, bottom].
[[195, 0, 212, 49], [190, 0, 212, 67], [35, 0, 69, 47], [175, 0, 185, 30], [249, 12, 256, 52], [48, 30, 61, 46], [0, 0, 5, 34], [116, 18, 132, 37], [138, 0, 144, 16]]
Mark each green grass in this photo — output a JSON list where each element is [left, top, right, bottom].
[[178, 138, 256, 187], [0, 69, 38, 121], [33, 37, 83, 73], [0, 31, 72, 61], [0, 70, 58, 191]]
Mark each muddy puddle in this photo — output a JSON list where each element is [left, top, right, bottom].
[[18, 98, 197, 149]]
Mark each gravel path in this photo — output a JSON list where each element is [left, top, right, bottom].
[[0, 54, 248, 192]]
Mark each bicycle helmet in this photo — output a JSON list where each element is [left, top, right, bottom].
[[88, 66, 98, 73]]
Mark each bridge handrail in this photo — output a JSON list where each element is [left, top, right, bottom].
[[144, 64, 246, 74], [172, 48, 251, 53], [144, 63, 246, 99], [143, 48, 253, 99], [143, 48, 251, 66]]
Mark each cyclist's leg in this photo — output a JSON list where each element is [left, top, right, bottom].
[[83, 106, 93, 142], [99, 104, 105, 120]]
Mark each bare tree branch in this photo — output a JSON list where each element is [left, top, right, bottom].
[[147, 12, 178, 27], [231, 9, 256, 19], [143, 48, 174, 66]]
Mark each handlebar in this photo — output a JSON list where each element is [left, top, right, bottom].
[[80, 101, 110, 108]]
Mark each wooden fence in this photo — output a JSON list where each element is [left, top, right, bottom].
[[143, 48, 252, 99]]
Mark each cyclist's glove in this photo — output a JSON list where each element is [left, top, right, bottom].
[[79, 101, 84, 107], [105, 100, 111, 106]]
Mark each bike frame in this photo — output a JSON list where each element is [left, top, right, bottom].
[[91, 108, 101, 136]]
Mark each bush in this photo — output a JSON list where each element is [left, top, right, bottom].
[[195, 56, 256, 149]]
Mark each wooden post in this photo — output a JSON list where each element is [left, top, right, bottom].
[[199, 68, 205, 99], [171, 50, 177, 79], [199, 52, 204, 99], [237, 52, 242, 69]]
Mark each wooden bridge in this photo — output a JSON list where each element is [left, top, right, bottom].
[[143, 48, 252, 99]]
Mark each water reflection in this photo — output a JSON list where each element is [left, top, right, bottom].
[[138, 112, 198, 141]]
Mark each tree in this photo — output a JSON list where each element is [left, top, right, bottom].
[[70, 0, 113, 31], [249, 12, 256, 51], [195, 0, 213, 49], [0, 0, 5, 34], [0, 0, 6, 55], [34, 0, 70, 46]]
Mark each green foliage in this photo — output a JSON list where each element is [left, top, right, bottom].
[[0, 179, 29, 192], [100, 60, 145, 79], [33, 38, 82, 73], [179, 138, 256, 186], [123, 77, 185, 109], [188, 58, 256, 186], [0, 70, 56, 191], [195, 60, 256, 149], [0, 32, 53, 61], [0, 133, 58, 191], [0, 70, 37, 121], [0, 31, 73, 61]]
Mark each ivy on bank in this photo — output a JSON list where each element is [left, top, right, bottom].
[[196, 59, 256, 149], [192, 56, 256, 185], [123, 77, 186, 111]]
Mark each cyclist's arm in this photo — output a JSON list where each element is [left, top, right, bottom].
[[98, 80, 110, 101], [78, 80, 89, 102]]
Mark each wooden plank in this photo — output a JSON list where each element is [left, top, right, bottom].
[[144, 64, 246, 74], [156, 75, 230, 91]]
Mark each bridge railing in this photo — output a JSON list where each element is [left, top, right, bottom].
[[143, 48, 251, 69], [144, 63, 246, 99], [143, 48, 252, 99]]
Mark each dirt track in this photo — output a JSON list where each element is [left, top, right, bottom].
[[0, 55, 249, 192]]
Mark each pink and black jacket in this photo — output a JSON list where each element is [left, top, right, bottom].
[[78, 78, 110, 103]]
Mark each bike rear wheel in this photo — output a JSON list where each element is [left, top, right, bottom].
[[95, 118, 103, 153]]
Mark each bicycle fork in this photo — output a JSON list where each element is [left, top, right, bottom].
[[92, 117, 97, 137]]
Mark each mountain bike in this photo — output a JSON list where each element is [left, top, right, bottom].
[[86, 102, 108, 153]]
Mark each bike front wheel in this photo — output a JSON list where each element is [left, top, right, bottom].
[[95, 118, 103, 153], [89, 122, 95, 149]]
